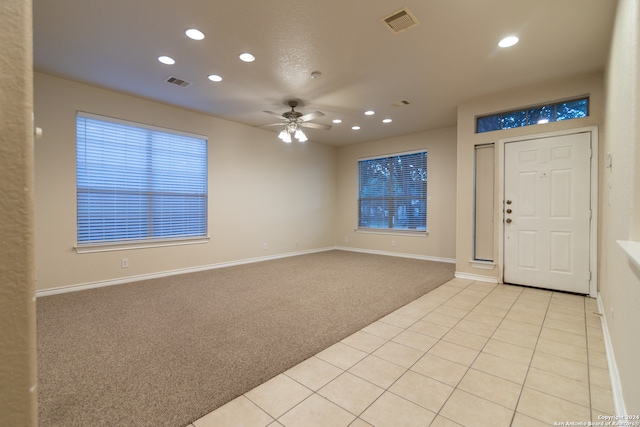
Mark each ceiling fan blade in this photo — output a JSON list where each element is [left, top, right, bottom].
[[298, 111, 325, 122], [301, 122, 332, 130], [254, 122, 288, 128], [263, 110, 286, 120]]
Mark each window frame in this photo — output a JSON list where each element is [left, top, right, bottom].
[[75, 112, 209, 253], [356, 149, 428, 236]]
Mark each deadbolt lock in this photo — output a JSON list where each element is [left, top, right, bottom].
[[506, 209, 512, 214], [506, 200, 512, 205], [506, 218, 512, 223]]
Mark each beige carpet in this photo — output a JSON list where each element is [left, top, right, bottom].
[[37, 250, 455, 427]]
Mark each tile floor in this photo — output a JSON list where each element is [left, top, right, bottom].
[[189, 278, 615, 427]]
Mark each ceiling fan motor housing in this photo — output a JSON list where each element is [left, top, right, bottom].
[[283, 100, 303, 120], [283, 110, 303, 120]]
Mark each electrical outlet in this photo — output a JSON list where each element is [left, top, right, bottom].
[[263, 243, 268, 251], [121, 258, 129, 268], [344, 236, 349, 243], [392, 240, 396, 247]]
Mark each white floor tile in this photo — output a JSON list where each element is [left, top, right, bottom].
[[191, 280, 614, 427]]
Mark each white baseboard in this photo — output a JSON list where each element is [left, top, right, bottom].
[[335, 246, 456, 264], [454, 271, 499, 283], [36, 247, 335, 297], [469, 260, 496, 270], [597, 292, 627, 416]]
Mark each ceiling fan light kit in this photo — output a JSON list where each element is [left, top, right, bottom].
[[259, 100, 331, 143], [278, 129, 292, 143], [294, 128, 308, 142], [278, 122, 307, 143]]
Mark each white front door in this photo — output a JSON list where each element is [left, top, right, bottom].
[[503, 132, 592, 294]]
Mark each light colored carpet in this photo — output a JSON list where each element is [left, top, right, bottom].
[[37, 250, 455, 426]]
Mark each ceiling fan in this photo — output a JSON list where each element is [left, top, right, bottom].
[[257, 100, 332, 143]]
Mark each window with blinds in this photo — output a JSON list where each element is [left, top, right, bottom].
[[358, 151, 427, 232], [76, 112, 208, 246]]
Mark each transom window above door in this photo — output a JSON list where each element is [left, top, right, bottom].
[[477, 97, 589, 133]]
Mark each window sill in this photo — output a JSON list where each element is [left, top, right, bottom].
[[355, 228, 428, 237], [75, 237, 209, 253], [617, 240, 640, 271]]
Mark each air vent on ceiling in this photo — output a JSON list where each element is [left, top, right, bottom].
[[164, 76, 192, 88], [391, 100, 411, 107], [382, 8, 420, 34]]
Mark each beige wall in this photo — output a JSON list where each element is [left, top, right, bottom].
[[456, 72, 605, 280], [600, 0, 640, 414], [34, 73, 337, 291], [0, 0, 38, 425], [335, 127, 457, 261]]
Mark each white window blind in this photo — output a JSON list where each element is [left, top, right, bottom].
[[76, 112, 208, 246], [358, 151, 427, 231]]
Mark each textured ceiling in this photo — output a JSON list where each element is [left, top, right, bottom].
[[33, 0, 617, 146]]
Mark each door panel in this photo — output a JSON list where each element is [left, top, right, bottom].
[[503, 132, 591, 294], [518, 172, 537, 216], [517, 231, 537, 269], [549, 231, 572, 273], [550, 169, 572, 216]]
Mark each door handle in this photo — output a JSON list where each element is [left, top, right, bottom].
[[506, 200, 512, 205], [506, 218, 512, 223], [506, 209, 512, 214]]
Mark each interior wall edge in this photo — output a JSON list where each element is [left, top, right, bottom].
[[0, 0, 37, 424]]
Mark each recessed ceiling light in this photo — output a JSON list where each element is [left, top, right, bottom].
[[208, 74, 222, 82], [332, 119, 342, 124], [382, 118, 393, 123], [498, 36, 519, 48], [310, 71, 322, 79], [352, 126, 361, 130], [158, 55, 175, 65], [185, 28, 205, 40], [239, 52, 256, 62], [364, 110, 375, 116]]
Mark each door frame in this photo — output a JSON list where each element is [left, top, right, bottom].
[[497, 126, 599, 297]]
